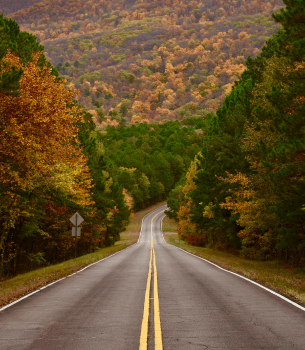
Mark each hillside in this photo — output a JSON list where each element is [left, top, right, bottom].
[[0, 0, 42, 16], [6, 0, 284, 126]]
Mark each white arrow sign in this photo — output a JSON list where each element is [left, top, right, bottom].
[[69, 212, 84, 226]]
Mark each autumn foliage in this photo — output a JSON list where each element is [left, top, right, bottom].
[[0, 16, 133, 276], [2, 0, 304, 274], [0, 51, 92, 200], [0, 50, 96, 272], [2, 0, 284, 125]]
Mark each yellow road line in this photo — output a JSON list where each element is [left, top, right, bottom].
[[153, 248, 163, 350], [139, 210, 165, 350], [139, 248, 153, 350]]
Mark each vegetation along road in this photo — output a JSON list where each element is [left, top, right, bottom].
[[0, 205, 304, 349]]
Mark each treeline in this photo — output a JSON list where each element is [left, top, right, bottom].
[[167, 0, 305, 265]]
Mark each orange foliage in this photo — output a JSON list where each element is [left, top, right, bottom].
[[3, 0, 284, 124], [0, 51, 93, 206]]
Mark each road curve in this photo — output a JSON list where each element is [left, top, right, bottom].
[[0, 205, 305, 349]]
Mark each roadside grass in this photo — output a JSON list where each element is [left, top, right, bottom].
[[162, 214, 179, 232], [123, 201, 166, 235], [162, 218, 305, 305], [0, 237, 132, 308], [0, 202, 166, 308]]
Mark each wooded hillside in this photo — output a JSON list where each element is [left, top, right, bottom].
[[5, 0, 284, 125], [0, 0, 42, 16]]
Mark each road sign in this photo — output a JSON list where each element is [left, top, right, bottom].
[[69, 212, 84, 260], [72, 227, 81, 237], [69, 212, 84, 226]]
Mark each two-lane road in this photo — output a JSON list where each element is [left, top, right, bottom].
[[153, 212, 305, 349], [1, 205, 305, 349]]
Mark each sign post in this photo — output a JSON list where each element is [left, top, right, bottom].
[[70, 212, 84, 260]]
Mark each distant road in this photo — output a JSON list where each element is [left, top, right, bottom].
[[1, 205, 305, 349]]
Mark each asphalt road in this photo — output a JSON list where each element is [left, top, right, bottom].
[[1, 205, 305, 349]]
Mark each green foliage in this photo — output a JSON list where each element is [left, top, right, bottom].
[[110, 53, 126, 63], [0, 67, 23, 96], [0, 13, 47, 96], [0, 14, 44, 63], [119, 70, 135, 83], [79, 71, 101, 83], [100, 119, 205, 210], [166, 179, 185, 220], [100, 28, 151, 47]]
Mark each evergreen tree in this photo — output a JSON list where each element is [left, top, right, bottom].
[[174, 0, 305, 263], [0, 14, 58, 96]]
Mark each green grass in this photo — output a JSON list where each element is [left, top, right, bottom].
[[162, 218, 305, 305], [0, 202, 166, 308]]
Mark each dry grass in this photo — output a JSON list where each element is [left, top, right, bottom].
[[162, 215, 179, 233], [123, 201, 166, 236], [0, 202, 166, 308], [162, 218, 305, 305]]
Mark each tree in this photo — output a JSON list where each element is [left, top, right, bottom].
[[0, 14, 58, 90], [0, 52, 93, 272], [219, 0, 305, 261], [176, 156, 206, 246]]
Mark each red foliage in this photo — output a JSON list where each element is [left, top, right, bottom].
[[185, 233, 206, 247]]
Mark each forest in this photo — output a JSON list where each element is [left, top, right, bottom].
[[0, 12, 205, 276], [1, 0, 305, 279], [3, 0, 284, 125], [167, 0, 305, 265]]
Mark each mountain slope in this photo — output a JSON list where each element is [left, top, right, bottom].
[[7, 0, 284, 125], [0, 0, 43, 16]]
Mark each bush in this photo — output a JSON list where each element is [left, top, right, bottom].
[[185, 233, 206, 247]]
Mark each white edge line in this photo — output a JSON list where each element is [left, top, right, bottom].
[[160, 213, 305, 313], [137, 212, 146, 243], [137, 204, 167, 243], [0, 241, 137, 312], [0, 204, 167, 313]]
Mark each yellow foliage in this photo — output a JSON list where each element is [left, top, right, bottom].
[[0, 51, 93, 207], [194, 45, 205, 53], [177, 155, 201, 238]]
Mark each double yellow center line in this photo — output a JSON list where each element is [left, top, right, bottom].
[[139, 210, 164, 350]]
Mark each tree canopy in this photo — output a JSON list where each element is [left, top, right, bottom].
[[167, 0, 305, 264]]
